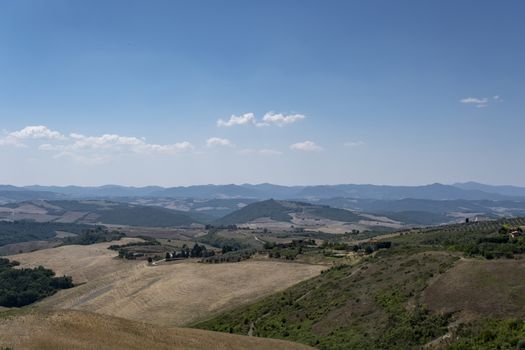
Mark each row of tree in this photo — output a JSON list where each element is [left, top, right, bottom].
[[166, 243, 216, 260]]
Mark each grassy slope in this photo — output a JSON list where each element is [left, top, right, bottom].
[[195, 248, 459, 349], [196, 218, 525, 349], [0, 309, 315, 350]]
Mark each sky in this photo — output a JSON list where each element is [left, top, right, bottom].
[[0, 0, 524, 187]]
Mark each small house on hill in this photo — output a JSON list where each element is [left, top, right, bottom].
[[509, 230, 523, 239]]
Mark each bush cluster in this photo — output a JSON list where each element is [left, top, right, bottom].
[[0, 258, 73, 307]]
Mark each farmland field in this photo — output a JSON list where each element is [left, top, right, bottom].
[[9, 242, 325, 326], [9, 238, 142, 283], [0, 310, 314, 350]]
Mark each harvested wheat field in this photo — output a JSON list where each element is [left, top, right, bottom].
[[9, 238, 142, 283], [0, 310, 314, 350], [10, 242, 324, 326], [423, 257, 525, 321]]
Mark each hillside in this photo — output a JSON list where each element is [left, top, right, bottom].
[[196, 250, 459, 349], [216, 199, 294, 225], [10, 240, 324, 326], [0, 200, 208, 227], [196, 218, 525, 349], [0, 310, 314, 350], [316, 197, 525, 225], [214, 199, 363, 226], [454, 181, 525, 198], [377, 211, 452, 225], [0, 221, 90, 247]]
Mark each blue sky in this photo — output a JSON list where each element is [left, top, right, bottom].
[[1, 0, 524, 186]]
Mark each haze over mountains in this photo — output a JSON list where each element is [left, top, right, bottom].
[[2, 182, 525, 228], [1, 182, 524, 202]]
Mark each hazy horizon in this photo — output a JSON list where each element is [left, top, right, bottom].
[[2, 180, 525, 189]]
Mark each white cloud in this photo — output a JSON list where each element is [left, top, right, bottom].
[[217, 112, 305, 127], [290, 140, 322, 152], [139, 142, 194, 154], [206, 137, 234, 148], [260, 112, 305, 127], [460, 97, 488, 105], [62, 133, 193, 154], [69, 133, 142, 150], [1, 125, 66, 147], [0, 125, 194, 159], [10, 125, 65, 140], [217, 113, 256, 127], [459, 96, 502, 108], [344, 141, 364, 147], [238, 148, 282, 156]]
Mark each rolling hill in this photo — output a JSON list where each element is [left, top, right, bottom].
[[0, 200, 209, 227], [0, 310, 314, 350], [215, 199, 363, 226], [196, 218, 525, 349], [9, 239, 324, 326]]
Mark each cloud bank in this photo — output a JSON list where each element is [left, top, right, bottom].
[[290, 140, 322, 152]]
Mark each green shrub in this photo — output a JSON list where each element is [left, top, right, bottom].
[[0, 258, 73, 307]]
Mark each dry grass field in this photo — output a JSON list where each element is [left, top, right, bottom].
[[9, 238, 142, 283], [9, 241, 325, 326], [423, 257, 525, 321], [0, 310, 315, 350]]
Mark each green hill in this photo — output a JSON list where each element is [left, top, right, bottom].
[[214, 199, 294, 225], [1, 200, 210, 227], [0, 221, 91, 247], [47, 200, 211, 227], [93, 205, 205, 227], [196, 248, 457, 349], [214, 199, 363, 225], [196, 217, 525, 349]]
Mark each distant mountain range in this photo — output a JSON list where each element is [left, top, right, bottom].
[[453, 182, 525, 198], [2, 194, 525, 228], [1, 182, 525, 202]]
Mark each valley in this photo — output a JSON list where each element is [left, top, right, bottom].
[[1, 190, 525, 349], [3, 2, 523, 348]]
